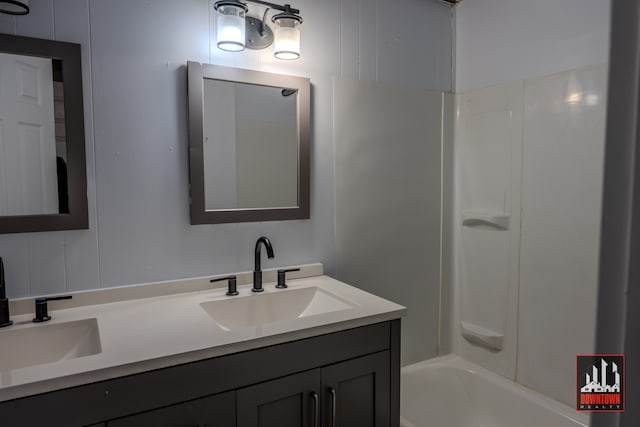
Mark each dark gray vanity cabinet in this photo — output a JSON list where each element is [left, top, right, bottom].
[[237, 369, 320, 427], [236, 351, 390, 427], [0, 320, 400, 427], [321, 351, 391, 427]]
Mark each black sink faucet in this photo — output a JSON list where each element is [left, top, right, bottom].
[[253, 236, 275, 292], [0, 257, 12, 328]]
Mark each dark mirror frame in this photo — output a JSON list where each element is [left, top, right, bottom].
[[0, 33, 88, 234], [187, 61, 310, 224]]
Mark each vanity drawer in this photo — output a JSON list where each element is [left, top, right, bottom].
[[107, 390, 235, 427]]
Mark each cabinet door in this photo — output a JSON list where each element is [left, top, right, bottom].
[[237, 369, 321, 427], [321, 351, 390, 427], [107, 391, 235, 427]]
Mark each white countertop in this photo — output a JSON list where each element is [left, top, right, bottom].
[[0, 267, 406, 402]]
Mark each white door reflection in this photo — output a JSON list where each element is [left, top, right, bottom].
[[0, 53, 67, 216]]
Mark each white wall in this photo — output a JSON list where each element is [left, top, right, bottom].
[[203, 82, 298, 210], [452, 66, 606, 405], [234, 85, 298, 209], [334, 79, 446, 364], [455, 0, 610, 91], [453, 81, 523, 379], [203, 79, 237, 210], [0, 0, 453, 298], [517, 64, 606, 406], [452, 0, 610, 406]]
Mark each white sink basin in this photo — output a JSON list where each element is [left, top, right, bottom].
[[0, 318, 102, 371], [200, 286, 356, 330]]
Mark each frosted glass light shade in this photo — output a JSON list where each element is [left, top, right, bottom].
[[273, 17, 301, 60], [215, 2, 247, 52], [0, 0, 29, 15]]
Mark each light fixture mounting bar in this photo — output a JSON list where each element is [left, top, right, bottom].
[[245, 0, 299, 15]]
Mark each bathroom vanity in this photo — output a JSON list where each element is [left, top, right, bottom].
[[0, 265, 404, 427]]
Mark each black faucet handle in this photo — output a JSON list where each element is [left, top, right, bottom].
[[276, 268, 301, 289], [0, 299, 12, 328], [0, 257, 11, 328], [210, 275, 238, 296], [0, 256, 6, 299], [33, 295, 72, 323]]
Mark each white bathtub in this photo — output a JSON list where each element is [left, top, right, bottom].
[[400, 355, 589, 427]]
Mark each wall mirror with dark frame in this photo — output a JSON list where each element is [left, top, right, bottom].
[[0, 33, 88, 233], [188, 61, 310, 224]]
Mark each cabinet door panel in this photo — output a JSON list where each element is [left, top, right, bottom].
[[322, 351, 390, 427], [108, 391, 235, 427], [237, 369, 321, 427]]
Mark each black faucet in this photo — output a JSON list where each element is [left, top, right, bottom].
[[0, 257, 12, 328], [253, 236, 275, 292]]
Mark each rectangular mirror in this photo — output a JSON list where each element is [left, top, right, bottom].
[[0, 33, 88, 233], [188, 62, 310, 224]]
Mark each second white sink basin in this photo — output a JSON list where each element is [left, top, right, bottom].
[[0, 318, 102, 371], [200, 286, 356, 330]]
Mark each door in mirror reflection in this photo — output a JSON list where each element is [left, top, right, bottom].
[[203, 79, 298, 210], [0, 52, 68, 216]]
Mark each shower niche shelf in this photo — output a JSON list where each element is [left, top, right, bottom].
[[460, 321, 504, 350], [461, 212, 510, 230]]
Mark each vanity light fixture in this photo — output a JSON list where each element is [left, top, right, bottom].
[[213, 0, 303, 60], [0, 0, 29, 15]]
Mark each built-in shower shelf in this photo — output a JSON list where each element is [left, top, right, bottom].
[[460, 321, 504, 350], [461, 212, 510, 230]]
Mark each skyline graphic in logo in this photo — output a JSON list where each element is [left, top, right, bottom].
[[577, 354, 624, 412]]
